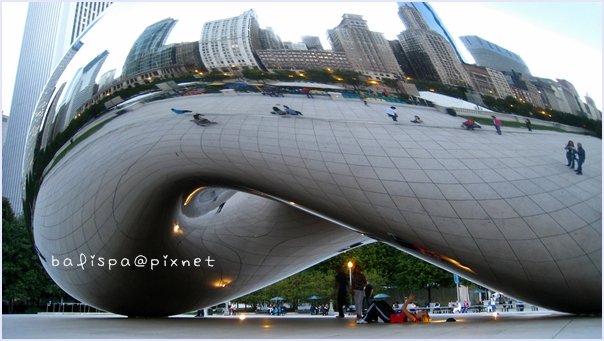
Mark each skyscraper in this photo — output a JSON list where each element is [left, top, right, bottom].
[[2, 2, 112, 215], [199, 9, 263, 71], [301, 36, 324, 51], [398, 5, 472, 87], [122, 18, 178, 77], [328, 14, 402, 79], [397, 2, 465, 63], [460, 35, 532, 76]]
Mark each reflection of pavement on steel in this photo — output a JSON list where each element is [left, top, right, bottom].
[[33, 94, 602, 316], [2, 312, 601, 339]]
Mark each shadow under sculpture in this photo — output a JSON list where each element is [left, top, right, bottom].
[[23, 3, 600, 317]]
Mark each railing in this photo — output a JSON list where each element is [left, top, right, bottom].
[[46, 302, 103, 313]]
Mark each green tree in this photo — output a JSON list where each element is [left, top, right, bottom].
[[3, 198, 67, 313]]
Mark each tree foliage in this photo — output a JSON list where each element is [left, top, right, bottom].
[[3, 198, 68, 313], [236, 242, 455, 308]]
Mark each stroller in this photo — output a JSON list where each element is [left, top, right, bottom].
[[191, 113, 217, 126]]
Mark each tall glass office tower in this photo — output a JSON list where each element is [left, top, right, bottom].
[[397, 2, 465, 63], [3, 2, 112, 215]]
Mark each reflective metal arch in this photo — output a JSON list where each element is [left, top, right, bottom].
[[25, 3, 601, 316]]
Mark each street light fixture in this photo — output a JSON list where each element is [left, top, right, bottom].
[[347, 261, 353, 288]]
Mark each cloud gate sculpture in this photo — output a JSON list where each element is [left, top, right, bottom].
[[24, 4, 601, 316]]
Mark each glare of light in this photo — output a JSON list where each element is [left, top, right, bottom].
[[347, 261, 353, 269], [173, 224, 184, 235], [214, 279, 231, 288], [184, 187, 206, 206], [492, 312, 498, 319], [263, 324, 271, 329], [239, 314, 246, 321]]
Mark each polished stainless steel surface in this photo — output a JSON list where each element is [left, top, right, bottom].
[[24, 3, 601, 316]]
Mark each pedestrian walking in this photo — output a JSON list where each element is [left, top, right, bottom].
[[525, 118, 532, 131], [386, 106, 398, 122], [491, 115, 502, 135], [575, 143, 585, 175]]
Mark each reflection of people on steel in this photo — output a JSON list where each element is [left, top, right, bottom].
[[461, 119, 480, 130], [171, 108, 193, 114], [386, 106, 398, 122], [410, 115, 423, 123]]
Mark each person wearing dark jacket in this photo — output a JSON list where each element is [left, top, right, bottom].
[[575, 143, 585, 175], [335, 266, 348, 318]]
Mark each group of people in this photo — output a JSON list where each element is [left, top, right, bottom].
[[335, 264, 430, 325], [564, 140, 586, 175]]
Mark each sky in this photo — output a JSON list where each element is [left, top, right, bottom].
[[1, 1, 602, 116]]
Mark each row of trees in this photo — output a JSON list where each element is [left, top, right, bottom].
[[236, 242, 460, 310]]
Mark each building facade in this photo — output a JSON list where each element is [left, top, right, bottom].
[[256, 49, 353, 71], [460, 35, 532, 76], [2, 2, 112, 214], [328, 14, 402, 80], [556, 79, 586, 117], [398, 6, 472, 88], [199, 9, 264, 72], [302, 36, 324, 50], [122, 18, 178, 77], [397, 2, 465, 63], [259, 27, 284, 50]]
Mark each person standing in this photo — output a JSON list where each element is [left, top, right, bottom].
[[351, 264, 367, 322], [335, 266, 348, 318], [491, 115, 502, 135], [575, 143, 585, 175], [565, 140, 575, 168], [386, 106, 398, 122], [525, 118, 532, 131]]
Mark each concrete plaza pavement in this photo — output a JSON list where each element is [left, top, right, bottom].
[[2, 311, 602, 339]]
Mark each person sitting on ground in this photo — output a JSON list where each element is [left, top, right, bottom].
[[402, 293, 431, 323], [411, 115, 423, 123], [462, 119, 476, 130], [271, 106, 286, 115], [283, 105, 302, 115], [356, 297, 394, 324]]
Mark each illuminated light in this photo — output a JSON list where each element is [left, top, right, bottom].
[[238, 314, 246, 321], [184, 187, 206, 206], [214, 279, 231, 288], [347, 261, 353, 269], [288, 201, 296, 205], [263, 324, 271, 329], [492, 312, 498, 319], [173, 224, 183, 235]]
